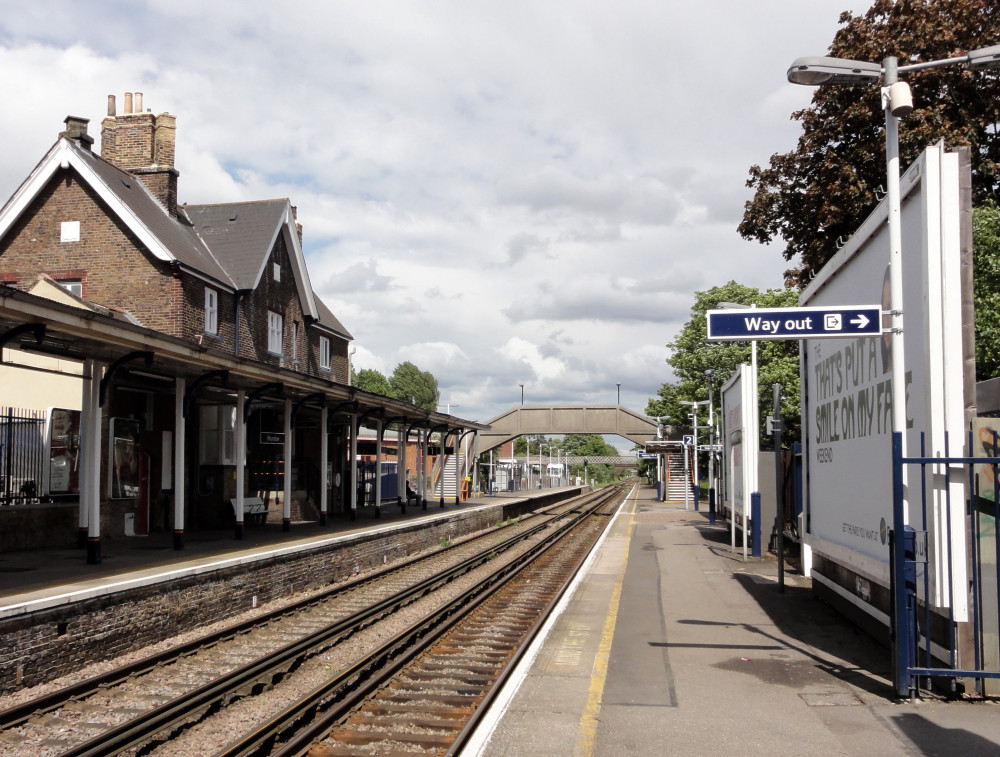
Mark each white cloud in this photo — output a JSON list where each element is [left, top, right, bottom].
[[0, 1, 866, 423]]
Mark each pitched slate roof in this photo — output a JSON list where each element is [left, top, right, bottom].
[[183, 200, 287, 290], [0, 135, 352, 343], [73, 144, 236, 288], [185, 200, 352, 338]]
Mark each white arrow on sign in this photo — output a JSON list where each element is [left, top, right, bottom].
[[850, 314, 870, 329]]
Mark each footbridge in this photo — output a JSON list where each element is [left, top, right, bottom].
[[478, 404, 661, 451]]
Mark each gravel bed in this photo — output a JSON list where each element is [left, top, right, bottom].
[[0, 523, 543, 757], [141, 525, 550, 756], [0, 525, 514, 716]]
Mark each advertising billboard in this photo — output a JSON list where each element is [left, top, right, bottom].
[[46, 407, 82, 495], [799, 143, 968, 619], [722, 363, 758, 556]]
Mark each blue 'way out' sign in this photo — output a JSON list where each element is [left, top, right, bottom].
[[706, 305, 881, 341]]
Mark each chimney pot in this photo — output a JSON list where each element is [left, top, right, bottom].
[[135, 92, 143, 112], [124, 92, 133, 114], [107, 95, 116, 117]]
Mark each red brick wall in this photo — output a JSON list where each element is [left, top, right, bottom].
[[306, 328, 350, 383], [238, 233, 305, 369], [0, 168, 352, 383], [0, 170, 183, 336]]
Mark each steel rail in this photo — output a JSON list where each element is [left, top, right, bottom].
[[0, 498, 571, 731], [222, 485, 625, 757], [39, 491, 603, 757]]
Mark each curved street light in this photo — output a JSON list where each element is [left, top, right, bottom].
[[787, 43, 1000, 697]]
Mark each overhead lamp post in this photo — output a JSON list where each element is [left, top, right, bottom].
[[705, 369, 716, 525], [788, 44, 1000, 696], [786, 45, 1000, 466], [519, 383, 524, 405], [616, 382, 621, 405]]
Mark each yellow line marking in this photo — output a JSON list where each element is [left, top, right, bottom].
[[575, 488, 639, 756]]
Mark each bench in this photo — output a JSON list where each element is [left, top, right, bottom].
[[231, 497, 269, 525]]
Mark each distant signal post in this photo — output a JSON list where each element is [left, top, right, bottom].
[[706, 305, 881, 342]]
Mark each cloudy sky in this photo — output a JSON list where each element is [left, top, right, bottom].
[[0, 1, 863, 427]]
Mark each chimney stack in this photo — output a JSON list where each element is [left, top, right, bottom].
[[291, 205, 304, 246], [101, 92, 179, 216], [60, 115, 94, 151]]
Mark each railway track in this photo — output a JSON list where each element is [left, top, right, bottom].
[[222, 484, 627, 756], [0, 488, 621, 757]]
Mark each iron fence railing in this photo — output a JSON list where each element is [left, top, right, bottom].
[[1, 407, 46, 506], [892, 430, 1000, 698]]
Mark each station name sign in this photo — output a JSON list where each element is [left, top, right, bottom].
[[706, 305, 881, 341]]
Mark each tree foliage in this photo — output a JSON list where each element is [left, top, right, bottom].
[[646, 281, 801, 445], [975, 203, 1000, 379], [352, 361, 440, 411], [389, 361, 440, 411], [352, 367, 393, 397], [740, 0, 1000, 285], [513, 434, 549, 456], [513, 434, 620, 485]]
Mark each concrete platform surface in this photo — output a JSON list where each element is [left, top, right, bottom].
[[467, 484, 1000, 757], [0, 489, 554, 613]]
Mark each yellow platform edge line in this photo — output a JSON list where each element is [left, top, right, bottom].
[[575, 487, 639, 756]]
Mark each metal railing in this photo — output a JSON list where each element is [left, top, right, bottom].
[[1, 407, 46, 506], [891, 430, 1000, 697]]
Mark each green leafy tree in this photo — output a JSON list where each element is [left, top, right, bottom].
[[975, 203, 1000, 380], [389, 361, 440, 411], [352, 367, 392, 397], [560, 433, 617, 457], [513, 434, 549, 456], [560, 433, 619, 485], [646, 281, 801, 446], [739, 1, 1000, 285]]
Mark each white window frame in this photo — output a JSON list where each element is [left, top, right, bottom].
[[267, 310, 283, 355], [273, 262, 281, 282], [320, 336, 331, 371], [292, 321, 299, 361], [204, 287, 218, 334]]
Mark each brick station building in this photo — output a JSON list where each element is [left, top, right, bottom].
[[0, 93, 481, 560]]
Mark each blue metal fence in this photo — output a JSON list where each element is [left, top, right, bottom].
[[891, 430, 1000, 698]]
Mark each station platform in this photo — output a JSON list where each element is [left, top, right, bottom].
[[0, 488, 561, 616], [468, 484, 1000, 756]]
